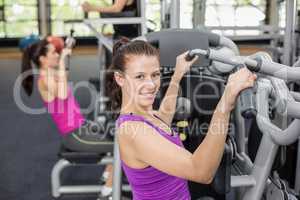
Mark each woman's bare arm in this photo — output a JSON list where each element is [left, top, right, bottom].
[[82, 0, 128, 13], [158, 52, 198, 125], [56, 49, 70, 99]]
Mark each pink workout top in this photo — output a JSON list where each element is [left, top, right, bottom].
[[39, 75, 85, 136], [117, 113, 191, 200]]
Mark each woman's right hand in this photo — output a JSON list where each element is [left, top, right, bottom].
[[81, 2, 94, 12], [218, 68, 257, 113], [173, 51, 198, 80]]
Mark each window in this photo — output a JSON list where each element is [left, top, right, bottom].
[[278, 1, 300, 29], [146, 0, 161, 31], [50, 0, 107, 36], [205, 0, 266, 36], [0, 0, 38, 38], [49, 0, 162, 36], [180, 0, 193, 28]]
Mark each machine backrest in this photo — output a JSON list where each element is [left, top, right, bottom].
[[146, 29, 212, 68]]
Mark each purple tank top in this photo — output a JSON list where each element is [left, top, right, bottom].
[[117, 114, 191, 200], [42, 87, 85, 136]]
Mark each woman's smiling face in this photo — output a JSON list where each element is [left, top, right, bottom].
[[117, 54, 161, 110]]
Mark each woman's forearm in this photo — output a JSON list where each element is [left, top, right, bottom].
[[95, 5, 122, 13], [158, 74, 182, 120], [56, 58, 68, 98], [56, 74, 68, 98], [191, 96, 231, 183], [158, 52, 198, 121], [89, 0, 128, 13]]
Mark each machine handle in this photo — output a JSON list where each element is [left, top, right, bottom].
[[186, 51, 257, 118], [235, 64, 257, 119], [185, 51, 196, 61], [185, 49, 208, 61], [84, 12, 88, 19]]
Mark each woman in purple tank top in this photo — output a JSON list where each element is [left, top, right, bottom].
[[106, 38, 257, 199], [20, 37, 114, 199]]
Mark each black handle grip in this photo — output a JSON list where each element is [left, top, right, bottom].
[[239, 88, 256, 118], [185, 51, 195, 61], [70, 28, 75, 37], [235, 65, 257, 119], [84, 12, 88, 19]]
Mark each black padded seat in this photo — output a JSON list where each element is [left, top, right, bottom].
[[58, 143, 113, 164]]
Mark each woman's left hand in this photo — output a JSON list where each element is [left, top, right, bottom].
[[173, 51, 199, 80]]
